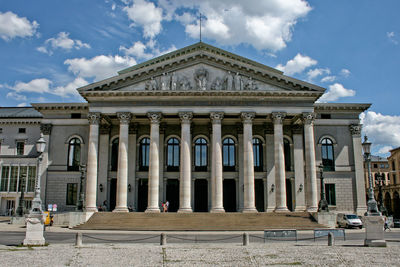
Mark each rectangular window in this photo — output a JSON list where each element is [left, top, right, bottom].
[[373, 163, 378, 168], [325, 184, 336, 205], [27, 166, 36, 192], [18, 166, 27, 192], [66, 183, 78, 205], [393, 174, 397, 184], [71, 113, 81, 119], [18, 128, 26, 134], [0, 128, 2, 133], [9, 166, 18, 192], [321, 114, 331, 119], [16, 141, 24, 155], [1, 166, 10, 191]]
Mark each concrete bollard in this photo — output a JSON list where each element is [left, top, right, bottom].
[[328, 232, 334, 246], [243, 232, 249, 246], [160, 233, 167, 246], [75, 232, 83, 247]]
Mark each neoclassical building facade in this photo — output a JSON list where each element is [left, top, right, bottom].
[[0, 43, 370, 215]]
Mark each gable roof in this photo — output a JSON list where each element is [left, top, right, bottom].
[[0, 107, 42, 118]]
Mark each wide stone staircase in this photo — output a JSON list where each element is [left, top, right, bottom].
[[74, 212, 325, 231]]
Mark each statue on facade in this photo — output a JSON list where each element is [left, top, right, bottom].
[[194, 68, 209, 90], [171, 72, 177, 90], [145, 77, 157, 90], [244, 77, 257, 90], [211, 77, 223, 90], [179, 76, 191, 90], [225, 71, 233, 91], [160, 73, 170, 90], [234, 72, 242, 90]]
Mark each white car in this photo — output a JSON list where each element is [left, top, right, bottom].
[[337, 213, 363, 229]]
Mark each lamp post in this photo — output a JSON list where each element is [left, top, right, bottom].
[[23, 133, 46, 246], [318, 163, 329, 212], [362, 136, 380, 216], [16, 174, 26, 216], [375, 172, 387, 215], [76, 164, 86, 211]]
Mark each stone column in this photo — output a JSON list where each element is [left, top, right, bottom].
[[292, 125, 306, 211], [146, 112, 162, 213], [237, 123, 244, 211], [114, 112, 131, 212], [303, 113, 318, 212], [272, 112, 288, 212], [85, 113, 100, 212], [178, 112, 193, 213], [350, 124, 367, 215], [128, 123, 137, 210], [98, 124, 110, 208], [210, 112, 225, 213], [241, 112, 257, 213], [265, 125, 275, 212]]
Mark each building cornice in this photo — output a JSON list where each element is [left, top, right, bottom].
[[0, 119, 41, 125], [314, 103, 371, 112], [31, 103, 88, 111]]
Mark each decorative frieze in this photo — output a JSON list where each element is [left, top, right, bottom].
[[179, 112, 193, 124], [87, 112, 101, 125], [40, 124, 52, 135], [349, 124, 362, 136], [302, 112, 316, 125], [117, 112, 132, 125], [210, 112, 224, 124], [272, 112, 286, 124], [147, 112, 162, 124]]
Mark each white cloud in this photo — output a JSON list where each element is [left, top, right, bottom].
[[0, 11, 39, 41], [340, 68, 351, 77], [17, 102, 28, 107], [318, 83, 355, 102], [7, 78, 52, 94], [120, 41, 153, 60], [123, 0, 163, 39], [387, 31, 398, 45], [53, 77, 89, 97], [6, 91, 27, 101], [321, 76, 336, 83], [174, 12, 196, 25], [377, 146, 393, 155], [360, 111, 400, 155], [276, 53, 317, 75], [307, 68, 330, 81], [64, 55, 136, 81], [37, 32, 90, 55], [111, 3, 116, 10]]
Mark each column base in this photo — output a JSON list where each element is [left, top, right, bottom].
[[266, 207, 276, 212], [113, 207, 129, 213], [275, 207, 289, 212], [210, 208, 225, 213], [145, 207, 160, 213], [178, 208, 193, 213], [307, 206, 318, 212], [294, 206, 307, 212], [242, 207, 258, 213], [84, 207, 98, 212]]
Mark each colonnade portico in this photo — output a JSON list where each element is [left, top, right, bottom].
[[84, 111, 319, 213]]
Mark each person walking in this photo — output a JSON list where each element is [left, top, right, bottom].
[[166, 200, 169, 212], [384, 216, 391, 231]]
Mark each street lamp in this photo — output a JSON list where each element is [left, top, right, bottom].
[[76, 164, 86, 211], [318, 163, 329, 212], [362, 136, 380, 216], [375, 172, 387, 215], [30, 133, 46, 214], [16, 174, 26, 216]]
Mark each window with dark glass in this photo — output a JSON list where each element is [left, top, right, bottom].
[[253, 138, 263, 172], [139, 138, 150, 171], [321, 138, 335, 171], [0, 166, 10, 191], [66, 183, 78, 205], [16, 141, 24, 155], [17, 166, 27, 192], [223, 138, 236, 171], [194, 138, 207, 171], [18, 128, 26, 134], [110, 138, 119, 171], [67, 138, 81, 171], [325, 184, 336, 205], [284, 138, 291, 171], [167, 138, 180, 171]]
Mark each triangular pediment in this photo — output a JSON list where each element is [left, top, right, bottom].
[[78, 42, 325, 95]]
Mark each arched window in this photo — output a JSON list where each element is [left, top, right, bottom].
[[139, 138, 150, 171], [284, 138, 291, 171], [321, 138, 335, 171], [167, 138, 180, 171], [111, 138, 119, 171], [253, 138, 263, 172], [67, 138, 81, 171], [194, 138, 208, 171], [223, 138, 236, 171]]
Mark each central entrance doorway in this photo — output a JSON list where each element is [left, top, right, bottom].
[[255, 179, 265, 212], [194, 179, 208, 212], [137, 179, 148, 212], [109, 178, 117, 211], [166, 179, 179, 212], [286, 179, 293, 211], [223, 179, 236, 212]]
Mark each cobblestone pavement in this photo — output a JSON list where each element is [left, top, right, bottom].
[[0, 242, 399, 266]]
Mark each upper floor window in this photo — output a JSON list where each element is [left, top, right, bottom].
[[67, 138, 81, 171], [16, 141, 24, 155], [167, 138, 180, 171], [139, 137, 150, 171], [284, 138, 292, 171], [111, 138, 119, 171], [321, 138, 335, 171], [18, 128, 26, 134], [223, 138, 236, 171], [194, 138, 208, 171], [253, 138, 263, 172]]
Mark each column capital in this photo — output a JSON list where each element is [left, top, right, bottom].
[[117, 112, 132, 124], [88, 112, 101, 125], [272, 112, 286, 124], [147, 112, 162, 124], [40, 123, 52, 135], [179, 112, 193, 124], [349, 124, 362, 136], [99, 124, 111, 135], [302, 112, 316, 125], [210, 112, 224, 123], [241, 112, 255, 124]]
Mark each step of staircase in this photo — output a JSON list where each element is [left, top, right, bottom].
[[75, 212, 325, 231]]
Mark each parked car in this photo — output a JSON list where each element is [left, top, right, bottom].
[[337, 213, 363, 229], [393, 219, 400, 228]]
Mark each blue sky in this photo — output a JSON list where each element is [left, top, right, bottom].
[[0, 0, 399, 155]]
